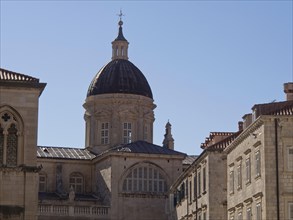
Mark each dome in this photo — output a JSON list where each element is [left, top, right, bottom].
[[87, 59, 153, 99]]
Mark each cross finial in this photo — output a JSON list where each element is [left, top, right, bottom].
[[117, 9, 124, 22]]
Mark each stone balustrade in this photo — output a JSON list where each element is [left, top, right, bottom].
[[38, 204, 110, 218]]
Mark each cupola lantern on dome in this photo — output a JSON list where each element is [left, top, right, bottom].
[[112, 10, 129, 60]]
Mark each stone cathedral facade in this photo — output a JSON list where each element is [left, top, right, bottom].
[[0, 18, 188, 220]]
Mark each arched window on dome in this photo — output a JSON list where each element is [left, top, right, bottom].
[[121, 46, 124, 56], [69, 172, 84, 193], [122, 163, 168, 194], [116, 46, 119, 57], [0, 109, 22, 167]]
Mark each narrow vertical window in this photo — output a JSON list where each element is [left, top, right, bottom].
[[255, 151, 261, 177], [198, 212, 201, 220], [246, 157, 251, 184], [121, 46, 124, 56], [197, 171, 201, 197], [237, 164, 242, 190], [237, 211, 242, 220], [193, 175, 197, 200], [7, 124, 18, 166], [203, 211, 206, 220], [185, 179, 188, 198], [123, 122, 132, 144], [288, 202, 293, 220], [116, 46, 119, 56], [203, 167, 206, 192], [189, 180, 192, 203], [229, 170, 234, 194], [246, 207, 252, 220], [143, 124, 148, 141], [288, 147, 293, 171], [256, 202, 261, 220], [101, 122, 109, 144], [0, 125, 3, 165]]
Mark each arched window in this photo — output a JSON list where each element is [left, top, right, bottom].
[[0, 110, 22, 167], [69, 172, 84, 193], [7, 124, 18, 166], [122, 163, 167, 194]]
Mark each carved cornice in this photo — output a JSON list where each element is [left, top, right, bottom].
[[0, 164, 42, 173]]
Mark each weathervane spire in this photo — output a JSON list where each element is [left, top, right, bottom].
[[117, 9, 125, 26]]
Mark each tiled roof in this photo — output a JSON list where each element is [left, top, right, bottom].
[[201, 131, 236, 149], [37, 146, 95, 160], [0, 68, 39, 82], [104, 141, 186, 156], [253, 100, 293, 117], [182, 155, 198, 165], [206, 131, 242, 152]]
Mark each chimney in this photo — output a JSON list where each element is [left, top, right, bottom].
[[238, 121, 243, 131], [242, 113, 252, 130], [284, 82, 293, 101]]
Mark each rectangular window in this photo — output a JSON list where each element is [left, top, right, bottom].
[[123, 122, 132, 144], [237, 211, 242, 220], [185, 180, 188, 198], [189, 180, 192, 203], [197, 171, 201, 197], [101, 122, 109, 144], [229, 170, 234, 194], [198, 212, 201, 220], [288, 202, 293, 220], [203, 167, 207, 192], [237, 164, 242, 190], [39, 175, 46, 192], [246, 207, 252, 220], [144, 124, 148, 141], [288, 147, 293, 171], [203, 211, 206, 220], [229, 213, 235, 220], [246, 157, 251, 184], [255, 151, 261, 177], [256, 202, 261, 220], [193, 175, 197, 200]]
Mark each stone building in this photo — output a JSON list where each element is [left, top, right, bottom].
[[226, 83, 293, 220], [169, 83, 293, 220], [0, 70, 46, 220], [0, 18, 189, 220], [169, 129, 242, 220]]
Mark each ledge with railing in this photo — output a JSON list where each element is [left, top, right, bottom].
[[38, 204, 110, 218]]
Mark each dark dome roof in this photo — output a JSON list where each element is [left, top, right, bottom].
[[87, 59, 153, 99]]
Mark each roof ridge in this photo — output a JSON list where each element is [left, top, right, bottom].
[[38, 145, 83, 149]]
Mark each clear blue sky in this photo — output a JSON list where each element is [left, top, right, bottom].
[[1, 1, 292, 155]]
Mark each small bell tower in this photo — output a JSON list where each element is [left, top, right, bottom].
[[163, 121, 174, 150]]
